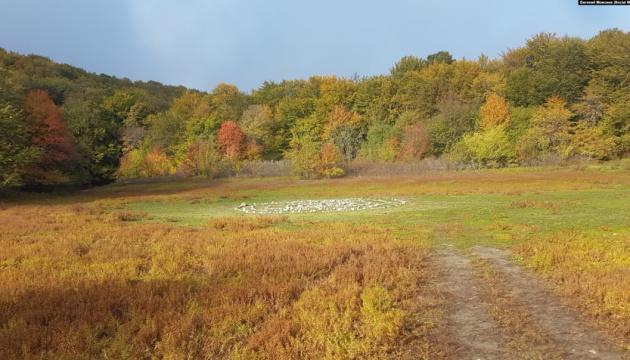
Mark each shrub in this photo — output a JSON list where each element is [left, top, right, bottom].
[[143, 147, 175, 177], [117, 149, 146, 179], [287, 139, 344, 179], [179, 140, 224, 178], [451, 126, 515, 167], [117, 147, 175, 179]]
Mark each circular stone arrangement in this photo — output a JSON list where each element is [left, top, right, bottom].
[[235, 198, 407, 214]]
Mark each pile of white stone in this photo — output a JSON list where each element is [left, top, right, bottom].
[[235, 198, 406, 214]]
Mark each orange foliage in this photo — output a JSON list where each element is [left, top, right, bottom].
[[144, 147, 174, 176], [323, 105, 362, 140], [217, 121, 246, 159], [23, 90, 78, 170], [479, 92, 510, 129], [317, 143, 344, 178]]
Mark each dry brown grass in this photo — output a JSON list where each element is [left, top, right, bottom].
[[1, 167, 628, 358], [0, 201, 442, 359], [515, 231, 630, 348]]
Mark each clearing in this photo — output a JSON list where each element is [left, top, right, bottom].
[[0, 166, 629, 358]]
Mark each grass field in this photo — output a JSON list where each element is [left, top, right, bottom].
[[1, 164, 629, 358]]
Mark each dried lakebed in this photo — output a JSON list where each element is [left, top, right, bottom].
[[235, 198, 407, 214]]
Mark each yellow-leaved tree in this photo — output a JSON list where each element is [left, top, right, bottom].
[[479, 92, 510, 129]]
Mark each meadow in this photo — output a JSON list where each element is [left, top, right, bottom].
[[1, 164, 629, 359]]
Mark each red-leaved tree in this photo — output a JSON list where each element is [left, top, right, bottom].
[[23, 90, 79, 176], [217, 121, 246, 159]]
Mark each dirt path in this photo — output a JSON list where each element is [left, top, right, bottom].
[[472, 246, 626, 360], [435, 246, 627, 360], [436, 246, 508, 359]]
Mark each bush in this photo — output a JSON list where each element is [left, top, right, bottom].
[[179, 140, 225, 178], [144, 147, 175, 177], [117, 149, 146, 179], [117, 147, 175, 179], [235, 160, 292, 177], [451, 126, 515, 167], [287, 141, 344, 179]]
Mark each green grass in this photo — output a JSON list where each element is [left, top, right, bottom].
[[122, 172, 630, 248]]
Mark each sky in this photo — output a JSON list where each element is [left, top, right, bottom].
[[0, 1, 628, 92]]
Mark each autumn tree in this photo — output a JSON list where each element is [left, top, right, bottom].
[[518, 96, 573, 160], [286, 116, 323, 178], [452, 126, 515, 167], [217, 121, 246, 159], [571, 122, 615, 160], [452, 93, 513, 166], [317, 143, 344, 178], [239, 104, 278, 157], [587, 29, 630, 103], [210, 83, 248, 121], [602, 95, 630, 156], [425, 97, 477, 155], [360, 123, 400, 162], [179, 140, 223, 178], [398, 122, 429, 162], [143, 147, 174, 176], [23, 90, 79, 182], [479, 93, 510, 129]]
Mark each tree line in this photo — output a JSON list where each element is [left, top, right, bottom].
[[1, 29, 629, 188]]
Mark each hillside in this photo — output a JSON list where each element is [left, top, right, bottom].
[[1, 29, 629, 188]]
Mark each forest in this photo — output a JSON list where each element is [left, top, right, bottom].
[[1, 29, 629, 188]]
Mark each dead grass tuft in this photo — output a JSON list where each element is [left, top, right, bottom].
[[208, 215, 288, 231]]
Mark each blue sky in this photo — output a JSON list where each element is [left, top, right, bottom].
[[0, 0, 628, 92]]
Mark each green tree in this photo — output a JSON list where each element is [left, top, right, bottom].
[[587, 29, 630, 103], [359, 123, 399, 162], [602, 95, 630, 156], [64, 99, 123, 183], [425, 97, 478, 155], [390, 55, 426, 77], [427, 51, 454, 65], [506, 34, 591, 106], [286, 116, 323, 178], [0, 103, 39, 187], [210, 83, 248, 121]]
